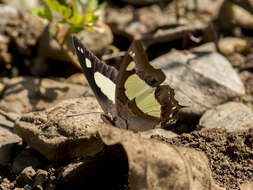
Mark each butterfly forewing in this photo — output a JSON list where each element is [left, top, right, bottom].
[[72, 36, 118, 117]]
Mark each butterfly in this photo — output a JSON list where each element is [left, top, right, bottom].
[[72, 36, 183, 132]]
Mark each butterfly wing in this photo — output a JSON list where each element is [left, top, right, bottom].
[[116, 40, 182, 131], [72, 36, 118, 118]]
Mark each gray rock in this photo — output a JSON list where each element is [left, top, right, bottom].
[[0, 112, 21, 166], [12, 150, 42, 173], [151, 51, 245, 117], [2, 0, 40, 11], [106, 5, 208, 48], [0, 4, 47, 56], [199, 102, 253, 132], [0, 77, 90, 114], [14, 97, 104, 161], [139, 128, 178, 139]]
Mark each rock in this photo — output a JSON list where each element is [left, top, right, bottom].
[[199, 102, 253, 132], [14, 97, 104, 161], [2, 0, 40, 11], [34, 170, 48, 189], [191, 42, 217, 53], [65, 73, 89, 86], [17, 166, 36, 184], [0, 4, 47, 56], [0, 34, 11, 64], [218, 37, 248, 56], [29, 57, 51, 77], [218, 1, 253, 30], [58, 155, 107, 187], [0, 77, 90, 114], [57, 124, 224, 190], [23, 185, 32, 190], [230, 0, 253, 14], [0, 178, 14, 190], [37, 22, 113, 62], [0, 112, 21, 166], [105, 5, 208, 47], [240, 182, 253, 190], [227, 53, 246, 67], [151, 51, 245, 117], [12, 150, 42, 173], [98, 125, 225, 190], [193, 0, 224, 18], [0, 114, 14, 128], [139, 128, 178, 139]]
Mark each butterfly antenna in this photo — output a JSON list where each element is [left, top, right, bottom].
[[65, 112, 103, 117]]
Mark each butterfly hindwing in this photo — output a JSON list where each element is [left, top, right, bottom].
[[72, 36, 118, 117], [116, 40, 182, 131]]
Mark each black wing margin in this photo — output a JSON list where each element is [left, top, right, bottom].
[[72, 36, 118, 116]]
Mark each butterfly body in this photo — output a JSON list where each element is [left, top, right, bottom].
[[73, 36, 182, 132]]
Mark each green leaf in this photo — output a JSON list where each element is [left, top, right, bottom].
[[70, 26, 84, 33], [30, 7, 44, 16], [59, 5, 72, 19], [44, 6, 53, 21], [84, 11, 98, 23], [69, 15, 85, 25], [43, 0, 72, 19], [86, 0, 98, 11], [30, 7, 52, 21]]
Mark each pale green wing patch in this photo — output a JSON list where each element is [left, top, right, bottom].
[[94, 72, 116, 103], [126, 61, 135, 71], [125, 74, 150, 100], [85, 58, 92, 68], [125, 74, 161, 117]]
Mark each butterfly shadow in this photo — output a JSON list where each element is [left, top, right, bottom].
[[2, 77, 69, 112]]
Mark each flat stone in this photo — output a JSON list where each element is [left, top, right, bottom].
[[0, 77, 90, 114], [199, 102, 253, 132], [151, 51, 245, 117], [14, 97, 104, 161]]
